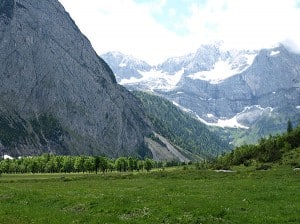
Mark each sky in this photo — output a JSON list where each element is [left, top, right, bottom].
[[59, 0, 300, 65]]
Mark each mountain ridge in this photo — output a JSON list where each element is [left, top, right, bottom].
[[102, 43, 300, 145]]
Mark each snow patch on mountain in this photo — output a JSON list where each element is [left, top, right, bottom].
[[120, 68, 184, 91], [170, 101, 275, 130], [171, 100, 247, 131], [187, 53, 256, 84], [170, 101, 245, 129], [207, 114, 214, 118], [188, 60, 243, 84], [119, 62, 127, 67], [216, 117, 249, 129], [172, 101, 193, 113], [270, 50, 280, 56], [193, 105, 274, 129], [195, 114, 249, 129], [245, 54, 257, 64]]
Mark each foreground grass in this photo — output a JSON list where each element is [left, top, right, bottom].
[[0, 167, 299, 223]]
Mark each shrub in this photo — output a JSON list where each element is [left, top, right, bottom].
[[256, 164, 271, 170]]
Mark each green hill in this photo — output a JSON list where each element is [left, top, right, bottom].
[[134, 91, 231, 159], [214, 123, 300, 169]]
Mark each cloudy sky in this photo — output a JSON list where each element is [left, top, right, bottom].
[[59, 0, 300, 64]]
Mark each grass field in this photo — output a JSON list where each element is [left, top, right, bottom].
[[0, 167, 299, 224]]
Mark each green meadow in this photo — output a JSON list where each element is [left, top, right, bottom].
[[0, 166, 299, 224]]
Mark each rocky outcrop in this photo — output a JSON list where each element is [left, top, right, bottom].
[[0, 0, 151, 157]]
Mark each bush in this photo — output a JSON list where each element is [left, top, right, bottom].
[[256, 164, 271, 170]]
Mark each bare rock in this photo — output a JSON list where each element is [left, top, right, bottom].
[[0, 0, 151, 157]]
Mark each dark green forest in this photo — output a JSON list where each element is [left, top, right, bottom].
[[134, 91, 230, 158]]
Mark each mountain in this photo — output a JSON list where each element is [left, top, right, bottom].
[[102, 42, 257, 92], [102, 43, 300, 145], [134, 91, 230, 161], [101, 51, 152, 82], [0, 0, 152, 157]]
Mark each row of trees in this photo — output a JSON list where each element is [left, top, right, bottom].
[[0, 154, 189, 174], [0, 155, 161, 174]]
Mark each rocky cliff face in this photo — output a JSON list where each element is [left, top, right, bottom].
[[0, 0, 151, 157], [172, 45, 300, 121]]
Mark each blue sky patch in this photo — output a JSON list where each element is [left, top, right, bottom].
[[134, 0, 207, 36]]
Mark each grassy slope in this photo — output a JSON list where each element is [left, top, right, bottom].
[[0, 167, 299, 224]]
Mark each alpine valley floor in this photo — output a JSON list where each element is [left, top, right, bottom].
[[0, 166, 299, 224]]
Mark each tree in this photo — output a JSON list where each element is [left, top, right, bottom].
[[83, 157, 95, 173], [107, 160, 115, 172], [94, 156, 100, 174], [128, 157, 137, 172], [74, 156, 85, 173], [62, 156, 74, 173], [115, 157, 128, 172], [144, 158, 153, 172], [29, 159, 39, 173], [137, 160, 144, 172], [45, 157, 58, 173], [98, 156, 108, 173], [287, 119, 293, 133]]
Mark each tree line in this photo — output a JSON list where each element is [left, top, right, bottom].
[[0, 155, 186, 174]]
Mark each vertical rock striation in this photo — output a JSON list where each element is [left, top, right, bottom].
[[0, 0, 151, 157]]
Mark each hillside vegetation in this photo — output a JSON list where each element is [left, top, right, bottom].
[[213, 123, 300, 169], [134, 91, 230, 158]]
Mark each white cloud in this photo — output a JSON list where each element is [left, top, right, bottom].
[[59, 0, 187, 64], [59, 0, 300, 64], [168, 8, 177, 17], [184, 0, 300, 51]]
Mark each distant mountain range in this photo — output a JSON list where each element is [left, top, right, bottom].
[[102, 43, 300, 145]]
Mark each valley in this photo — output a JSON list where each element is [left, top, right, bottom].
[[1, 125, 299, 223], [0, 166, 299, 224], [0, 1, 299, 223]]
